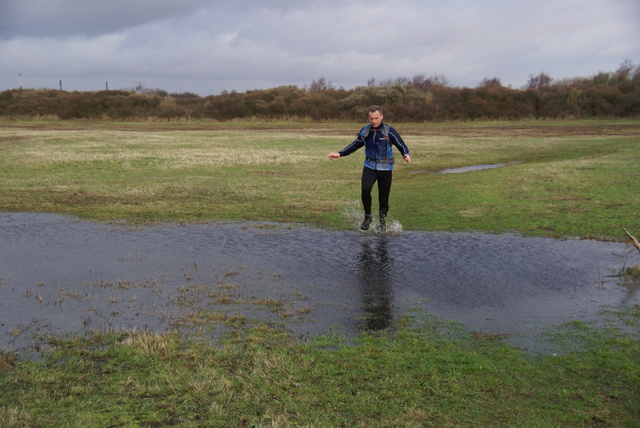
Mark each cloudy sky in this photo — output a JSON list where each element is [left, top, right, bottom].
[[1, 0, 639, 96]]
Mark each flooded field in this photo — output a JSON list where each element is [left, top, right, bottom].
[[1, 212, 638, 355]]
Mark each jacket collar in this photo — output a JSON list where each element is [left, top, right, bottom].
[[371, 121, 384, 131]]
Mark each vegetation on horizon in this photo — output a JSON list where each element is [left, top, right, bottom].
[[1, 60, 639, 121]]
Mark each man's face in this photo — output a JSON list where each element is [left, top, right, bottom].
[[368, 111, 383, 128]]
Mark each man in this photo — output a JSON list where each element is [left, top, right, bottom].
[[328, 105, 411, 231]]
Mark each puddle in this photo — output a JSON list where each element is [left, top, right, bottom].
[[1, 212, 638, 355], [440, 162, 520, 174], [410, 162, 520, 175]]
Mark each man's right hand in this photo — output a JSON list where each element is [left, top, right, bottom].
[[328, 152, 341, 160]]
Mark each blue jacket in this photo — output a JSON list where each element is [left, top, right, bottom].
[[338, 122, 410, 171]]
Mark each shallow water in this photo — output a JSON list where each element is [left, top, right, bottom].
[[408, 161, 520, 175], [1, 213, 637, 354], [439, 162, 519, 174]]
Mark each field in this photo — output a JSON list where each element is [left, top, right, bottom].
[[1, 119, 639, 426], [0, 119, 639, 238]]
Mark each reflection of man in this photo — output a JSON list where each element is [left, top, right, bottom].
[[328, 105, 411, 231], [355, 240, 393, 330]]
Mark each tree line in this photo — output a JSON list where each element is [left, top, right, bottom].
[[1, 61, 638, 122]]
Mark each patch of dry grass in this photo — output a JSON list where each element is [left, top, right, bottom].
[[0, 129, 319, 168]]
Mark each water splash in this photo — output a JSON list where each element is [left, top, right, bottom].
[[344, 201, 403, 236], [344, 201, 365, 228], [379, 219, 403, 236]]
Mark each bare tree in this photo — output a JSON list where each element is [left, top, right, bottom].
[[411, 73, 449, 89], [526, 72, 553, 89], [411, 74, 427, 89], [616, 58, 634, 79], [310, 77, 332, 92], [478, 77, 502, 87], [426, 74, 449, 87]]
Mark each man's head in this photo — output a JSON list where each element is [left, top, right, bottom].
[[368, 105, 384, 128]]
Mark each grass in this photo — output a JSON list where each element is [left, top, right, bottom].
[[0, 119, 638, 239], [1, 119, 639, 426], [1, 316, 638, 427]]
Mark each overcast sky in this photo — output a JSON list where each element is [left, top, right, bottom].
[[1, 0, 639, 96]]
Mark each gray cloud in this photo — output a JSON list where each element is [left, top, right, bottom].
[[0, 0, 215, 38], [1, 0, 638, 95]]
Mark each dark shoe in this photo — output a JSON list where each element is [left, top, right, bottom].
[[360, 215, 373, 230], [379, 208, 387, 224], [379, 212, 387, 232]]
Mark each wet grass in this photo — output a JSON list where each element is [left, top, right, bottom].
[[0, 315, 638, 427], [0, 119, 638, 240]]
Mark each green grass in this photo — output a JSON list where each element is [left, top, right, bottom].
[[1, 119, 638, 239], [1, 316, 638, 427]]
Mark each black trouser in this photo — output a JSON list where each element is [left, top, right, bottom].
[[361, 167, 392, 216]]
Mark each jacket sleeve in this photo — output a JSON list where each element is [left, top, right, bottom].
[[389, 127, 409, 156], [338, 134, 365, 157]]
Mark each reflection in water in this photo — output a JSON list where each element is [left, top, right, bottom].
[[355, 239, 394, 331]]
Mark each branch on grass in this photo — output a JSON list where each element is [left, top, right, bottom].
[[621, 225, 640, 255]]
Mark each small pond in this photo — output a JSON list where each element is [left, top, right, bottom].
[[1, 213, 637, 355]]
